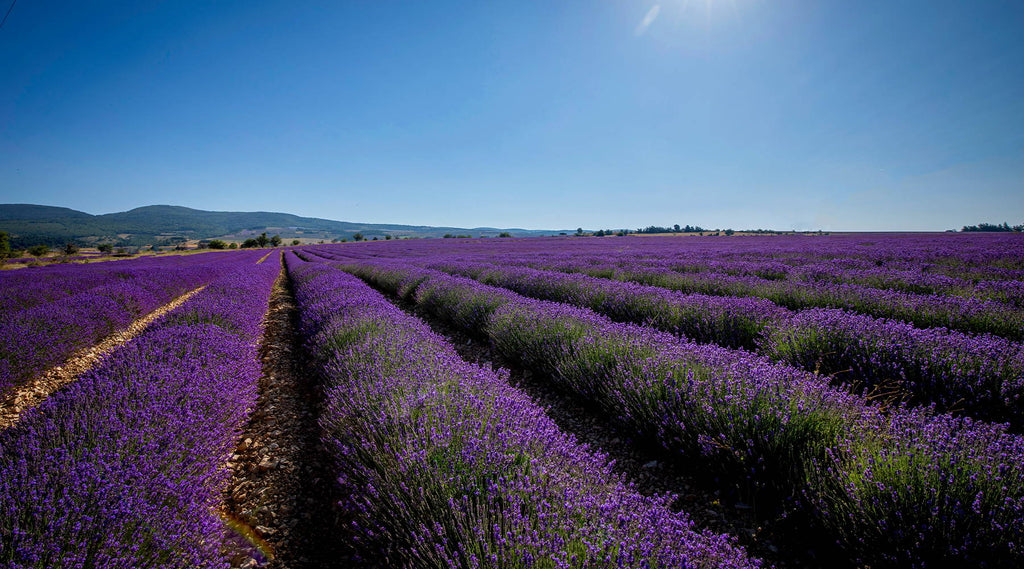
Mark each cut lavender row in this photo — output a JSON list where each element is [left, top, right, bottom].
[[0, 251, 266, 396], [339, 259, 1024, 568], [420, 259, 1024, 427], [0, 259, 279, 568], [286, 253, 760, 568]]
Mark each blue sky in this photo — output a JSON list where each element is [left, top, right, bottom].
[[1, 0, 1022, 231]]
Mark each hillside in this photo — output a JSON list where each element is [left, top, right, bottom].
[[0, 204, 566, 248]]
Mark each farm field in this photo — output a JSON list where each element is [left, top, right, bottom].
[[2, 233, 1024, 568]]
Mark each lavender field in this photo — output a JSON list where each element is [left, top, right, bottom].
[[2, 233, 1024, 568]]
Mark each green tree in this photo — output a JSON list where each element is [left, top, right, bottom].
[[0, 231, 10, 260], [384, 234, 392, 240], [28, 244, 50, 257], [270, 234, 282, 247], [352, 233, 364, 241], [97, 243, 114, 254], [63, 242, 80, 256], [229, 242, 238, 249], [256, 232, 270, 247], [241, 238, 259, 249], [291, 239, 301, 246], [498, 232, 512, 238], [207, 239, 228, 250], [576, 227, 584, 236]]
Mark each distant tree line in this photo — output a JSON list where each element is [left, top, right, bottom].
[[240, 232, 283, 248], [961, 222, 1024, 233], [635, 224, 707, 234]]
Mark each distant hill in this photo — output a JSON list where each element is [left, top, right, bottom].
[[0, 204, 568, 248]]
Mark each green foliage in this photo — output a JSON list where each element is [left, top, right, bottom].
[[0, 231, 10, 260], [207, 239, 228, 250], [291, 239, 300, 246], [961, 222, 1023, 232], [240, 238, 259, 249], [228, 242, 238, 249], [256, 232, 269, 247], [97, 243, 114, 254], [270, 234, 282, 247], [27, 244, 49, 257], [498, 232, 512, 238], [352, 233, 364, 241]]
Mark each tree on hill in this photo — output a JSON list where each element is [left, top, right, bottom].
[[28, 244, 50, 257], [207, 239, 228, 250], [270, 234, 282, 247], [63, 243, 79, 255], [256, 232, 270, 247]]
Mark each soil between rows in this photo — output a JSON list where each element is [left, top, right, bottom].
[[222, 265, 351, 569]]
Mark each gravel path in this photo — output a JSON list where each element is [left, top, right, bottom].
[[222, 265, 350, 569]]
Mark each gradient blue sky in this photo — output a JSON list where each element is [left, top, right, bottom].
[[2, 0, 1022, 231]]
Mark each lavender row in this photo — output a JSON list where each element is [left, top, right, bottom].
[[421, 259, 1024, 427], [0, 258, 279, 568], [0, 251, 266, 397], [285, 253, 759, 568], [513, 257, 1024, 340], [339, 259, 1024, 568]]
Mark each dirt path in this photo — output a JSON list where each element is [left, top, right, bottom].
[[0, 285, 207, 430], [222, 263, 349, 569]]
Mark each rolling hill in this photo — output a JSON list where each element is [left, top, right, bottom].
[[0, 204, 568, 248]]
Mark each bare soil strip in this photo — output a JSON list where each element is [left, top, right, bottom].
[[0, 285, 207, 430], [256, 251, 274, 264], [377, 290, 850, 569], [222, 264, 348, 569]]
